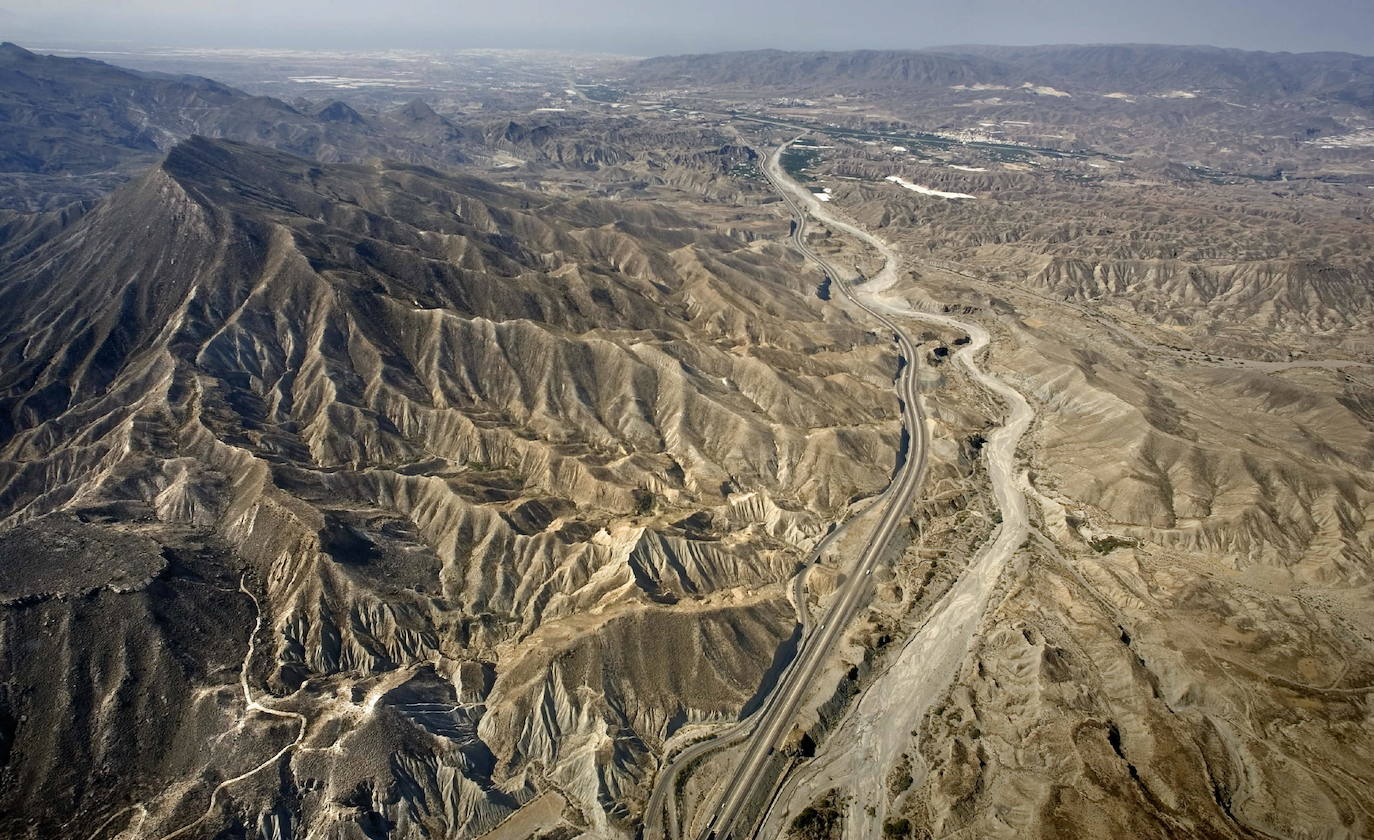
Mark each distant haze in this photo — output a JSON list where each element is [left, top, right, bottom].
[[6, 0, 1373, 56]]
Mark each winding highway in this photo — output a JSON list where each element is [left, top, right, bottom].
[[640, 507, 872, 840], [754, 147, 1037, 840], [642, 138, 934, 840]]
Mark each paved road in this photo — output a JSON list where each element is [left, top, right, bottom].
[[640, 515, 855, 840], [645, 138, 945, 840], [760, 299, 1035, 840], [642, 132, 938, 840], [701, 138, 933, 840], [641, 135, 933, 840], [742, 164, 1039, 840]]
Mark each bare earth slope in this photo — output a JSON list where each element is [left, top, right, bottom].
[[3, 41, 1374, 840], [0, 134, 902, 839], [624, 44, 1374, 840]]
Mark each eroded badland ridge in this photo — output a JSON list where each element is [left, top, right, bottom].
[[1, 40, 1372, 840]]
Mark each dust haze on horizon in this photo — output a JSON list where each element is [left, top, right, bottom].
[[5, 0, 1374, 56]]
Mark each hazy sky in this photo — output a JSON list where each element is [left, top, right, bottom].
[[5, 0, 1373, 56]]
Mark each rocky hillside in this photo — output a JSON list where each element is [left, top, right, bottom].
[[4, 37, 1373, 840], [0, 135, 899, 839], [812, 154, 1374, 355]]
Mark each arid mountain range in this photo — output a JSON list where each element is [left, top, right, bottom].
[[632, 44, 1374, 102], [1, 41, 1372, 840], [0, 41, 477, 210]]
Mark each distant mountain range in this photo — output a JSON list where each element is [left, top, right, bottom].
[[0, 42, 471, 209], [631, 43, 1374, 103]]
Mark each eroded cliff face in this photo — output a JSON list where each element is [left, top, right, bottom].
[[894, 547, 1374, 840], [771, 259, 1374, 840], [0, 136, 899, 839], [682, 120, 1374, 840], [763, 255, 1374, 840]]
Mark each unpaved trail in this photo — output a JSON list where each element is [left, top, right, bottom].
[[149, 577, 308, 840], [83, 804, 148, 840], [757, 142, 1037, 840]]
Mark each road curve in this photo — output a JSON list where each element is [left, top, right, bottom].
[[702, 139, 934, 840], [647, 139, 936, 840], [755, 152, 1037, 840], [640, 511, 869, 840], [642, 137, 934, 840]]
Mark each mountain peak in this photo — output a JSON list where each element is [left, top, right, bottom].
[[156, 135, 305, 198], [0, 42, 36, 61], [316, 100, 366, 124], [160, 133, 238, 170], [394, 97, 441, 122]]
